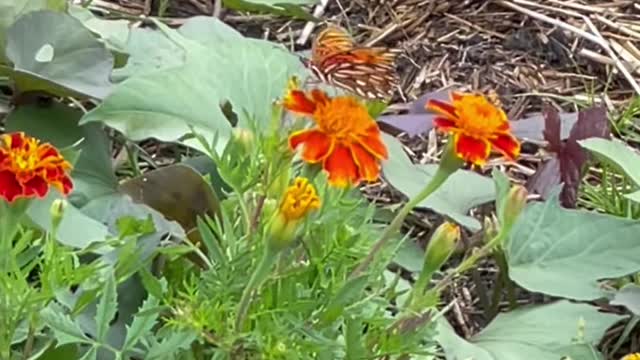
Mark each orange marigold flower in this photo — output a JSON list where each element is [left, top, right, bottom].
[[0, 132, 73, 203], [426, 92, 520, 166], [283, 83, 388, 187]]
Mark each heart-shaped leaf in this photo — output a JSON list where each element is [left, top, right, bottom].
[[2, 10, 114, 99], [81, 18, 305, 152], [436, 301, 623, 360], [506, 192, 640, 300]]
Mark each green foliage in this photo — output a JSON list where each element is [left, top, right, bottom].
[[436, 301, 623, 360], [80, 18, 305, 154], [506, 191, 640, 300], [1, 10, 114, 99], [382, 133, 496, 230], [0, 4, 633, 360]]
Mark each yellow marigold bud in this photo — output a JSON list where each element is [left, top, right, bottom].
[[622, 353, 640, 360], [268, 177, 320, 251], [423, 222, 460, 276], [502, 185, 527, 231]]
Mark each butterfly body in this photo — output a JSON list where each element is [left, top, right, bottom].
[[304, 26, 400, 100]]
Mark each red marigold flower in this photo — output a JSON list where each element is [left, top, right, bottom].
[[426, 92, 520, 166], [0, 132, 73, 202], [283, 83, 388, 187]]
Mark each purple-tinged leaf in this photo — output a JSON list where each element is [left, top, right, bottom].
[[526, 106, 610, 207]]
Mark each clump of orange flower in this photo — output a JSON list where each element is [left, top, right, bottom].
[[426, 92, 520, 166], [283, 81, 388, 187], [0, 132, 73, 202]]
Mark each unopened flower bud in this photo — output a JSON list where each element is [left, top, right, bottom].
[[50, 199, 67, 230], [267, 177, 320, 251], [422, 222, 460, 276], [502, 185, 527, 231], [232, 128, 254, 153]]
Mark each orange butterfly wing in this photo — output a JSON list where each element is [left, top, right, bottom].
[[309, 25, 400, 100]]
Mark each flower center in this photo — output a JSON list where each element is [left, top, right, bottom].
[[313, 97, 373, 141], [454, 95, 507, 138]]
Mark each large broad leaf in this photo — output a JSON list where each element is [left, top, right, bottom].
[[436, 301, 623, 360], [579, 137, 640, 203], [67, 5, 130, 67], [611, 284, 640, 315], [81, 18, 305, 152], [505, 192, 640, 300], [382, 133, 495, 231], [222, 0, 318, 20], [0, 0, 66, 61], [2, 10, 114, 99]]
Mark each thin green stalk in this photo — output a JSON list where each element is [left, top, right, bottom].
[[350, 143, 462, 278], [235, 245, 279, 332], [495, 250, 517, 310]]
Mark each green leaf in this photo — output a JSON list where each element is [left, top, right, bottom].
[[393, 240, 424, 273], [436, 301, 622, 360], [145, 330, 196, 359], [38, 344, 78, 360], [506, 193, 640, 300], [40, 303, 92, 346], [0, 0, 66, 61], [78, 346, 97, 360], [27, 191, 111, 250], [611, 284, 640, 315], [110, 27, 184, 82], [221, 0, 318, 20], [579, 138, 640, 203], [80, 17, 305, 152], [95, 274, 117, 342], [3, 10, 114, 98], [382, 134, 495, 230], [122, 293, 160, 353], [67, 5, 130, 63], [319, 275, 369, 325]]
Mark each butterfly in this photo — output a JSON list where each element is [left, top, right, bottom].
[[302, 25, 401, 100]]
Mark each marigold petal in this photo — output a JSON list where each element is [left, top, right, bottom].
[[350, 142, 380, 182], [284, 90, 316, 115], [323, 143, 359, 187], [289, 129, 334, 163], [490, 133, 520, 160], [433, 117, 457, 131], [454, 133, 490, 166], [310, 89, 330, 106], [426, 99, 457, 120], [355, 125, 388, 160], [23, 176, 49, 198], [0, 170, 23, 202]]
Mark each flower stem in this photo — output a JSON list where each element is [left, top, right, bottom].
[[350, 144, 462, 278], [235, 245, 279, 332], [0, 199, 29, 270]]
